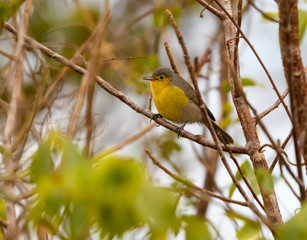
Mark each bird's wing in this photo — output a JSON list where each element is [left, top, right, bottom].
[[171, 75, 216, 121]]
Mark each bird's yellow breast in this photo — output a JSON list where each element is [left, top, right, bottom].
[[150, 78, 189, 123]]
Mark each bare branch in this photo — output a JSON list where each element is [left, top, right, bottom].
[[163, 42, 178, 74], [248, 0, 279, 23], [145, 148, 248, 207], [196, 0, 224, 18], [277, 0, 307, 200], [257, 88, 289, 122], [95, 123, 156, 159]]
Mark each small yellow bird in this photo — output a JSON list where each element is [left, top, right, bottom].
[[143, 67, 234, 144]]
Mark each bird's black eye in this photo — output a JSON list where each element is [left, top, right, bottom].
[[159, 75, 165, 80]]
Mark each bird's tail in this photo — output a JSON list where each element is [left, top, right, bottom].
[[211, 121, 234, 144]]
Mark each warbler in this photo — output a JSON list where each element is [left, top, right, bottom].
[[143, 67, 234, 144]]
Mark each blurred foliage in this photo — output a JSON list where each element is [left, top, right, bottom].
[[255, 168, 276, 194], [0, 0, 23, 29], [220, 101, 233, 129], [229, 160, 260, 198], [184, 216, 212, 240], [263, 9, 307, 44], [151, 132, 182, 160], [27, 132, 211, 239], [226, 211, 262, 240], [279, 203, 307, 240], [222, 77, 257, 93]]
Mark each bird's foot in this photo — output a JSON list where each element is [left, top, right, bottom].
[[176, 122, 187, 138], [151, 113, 162, 126]]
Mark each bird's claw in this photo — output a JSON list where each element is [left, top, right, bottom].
[[151, 113, 162, 127], [151, 113, 162, 121], [176, 122, 187, 138]]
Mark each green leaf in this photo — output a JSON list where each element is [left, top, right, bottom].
[[226, 211, 262, 239], [299, 10, 307, 44], [161, 138, 181, 160], [61, 141, 87, 169], [0, 198, 6, 221], [262, 10, 307, 44], [262, 11, 279, 22], [280, 203, 307, 240], [223, 77, 257, 93], [153, 132, 181, 160], [137, 185, 178, 231], [255, 168, 274, 194], [69, 203, 88, 240], [184, 216, 212, 240], [222, 80, 231, 93], [30, 141, 54, 183], [91, 157, 145, 237], [0, 0, 23, 21], [237, 221, 261, 240], [242, 161, 260, 195], [241, 78, 257, 87], [229, 160, 260, 198]]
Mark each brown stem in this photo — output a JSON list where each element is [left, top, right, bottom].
[[164, 42, 178, 74], [202, 0, 283, 231], [277, 0, 307, 200]]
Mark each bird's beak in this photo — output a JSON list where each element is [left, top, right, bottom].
[[143, 76, 155, 81]]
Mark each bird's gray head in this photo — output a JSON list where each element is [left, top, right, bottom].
[[151, 67, 175, 78], [143, 67, 176, 81]]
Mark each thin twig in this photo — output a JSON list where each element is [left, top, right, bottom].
[[257, 88, 289, 122], [194, 49, 211, 77], [95, 122, 156, 160], [229, 153, 265, 211], [269, 129, 293, 173], [0, 218, 7, 228], [196, 0, 224, 18], [248, 0, 279, 23], [100, 56, 146, 62], [233, 0, 242, 71], [165, 9, 195, 82], [280, 167, 300, 201], [145, 149, 248, 207], [0, 49, 16, 61], [116, 7, 156, 41], [164, 42, 178, 74]]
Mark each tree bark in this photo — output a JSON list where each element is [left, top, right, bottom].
[[277, 0, 307, 200], [219, 0, 283, 230]]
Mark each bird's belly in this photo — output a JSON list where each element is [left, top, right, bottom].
[[153, 86, 190, 123]]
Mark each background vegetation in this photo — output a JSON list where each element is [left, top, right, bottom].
[[0, 0, 307, 239]]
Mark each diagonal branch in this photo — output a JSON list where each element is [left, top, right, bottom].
[[145, 149, 248, 207]]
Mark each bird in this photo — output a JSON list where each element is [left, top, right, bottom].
[[143, 67, 234, 144]]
